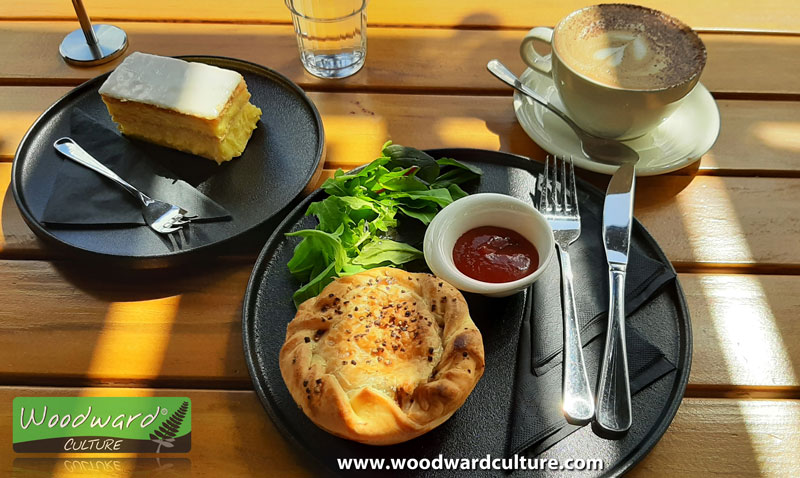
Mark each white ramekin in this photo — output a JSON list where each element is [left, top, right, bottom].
[[423, 193, 555, 297]]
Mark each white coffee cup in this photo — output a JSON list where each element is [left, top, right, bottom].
[[520, 4, 706, 140]]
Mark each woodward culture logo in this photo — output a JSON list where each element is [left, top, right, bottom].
[[12, 397, 191, 453]]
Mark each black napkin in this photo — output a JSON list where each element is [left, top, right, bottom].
[[41, 109, 231, 227], [506, 287, 677, 456], [530, 209, 674, 375], [505, 177, 678, 457]]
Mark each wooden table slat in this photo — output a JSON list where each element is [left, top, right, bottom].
[[3, 88, 800, 178], [2, 23, 800, 97], [4, 0, 800, 33]]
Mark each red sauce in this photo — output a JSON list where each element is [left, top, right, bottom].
[[452, 226, 539, 283]]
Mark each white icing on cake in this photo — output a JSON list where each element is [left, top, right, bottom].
[[98, 52, 243, 119]]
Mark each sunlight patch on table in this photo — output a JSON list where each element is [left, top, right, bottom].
[[734, 400, 800, 476], [697, 150, 718, 169], [85, 297, 182, 380], [674, 177, 754, 263], [433, 118, 500, 150], [698, 275, 797, 386], [319, 114, 388, 168], [753, 121, 800, 153]]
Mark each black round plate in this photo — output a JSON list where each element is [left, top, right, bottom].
[[11, 56, 324, 267], [242, 149, 691, 477]]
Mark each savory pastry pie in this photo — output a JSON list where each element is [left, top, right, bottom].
[[99, 52, 262, 164], [279, 267, 485, 445]]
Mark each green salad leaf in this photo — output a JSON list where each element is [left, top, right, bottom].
[[287, 141, 482, 307]]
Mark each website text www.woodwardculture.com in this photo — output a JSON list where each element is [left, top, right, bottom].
[[337, 454, 605, 472]]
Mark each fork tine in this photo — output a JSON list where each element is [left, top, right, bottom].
[[561, 156, 568, 213], [540, 155, 550, 211], [551, 155, 561, 212], [568, 156, 579, 216]]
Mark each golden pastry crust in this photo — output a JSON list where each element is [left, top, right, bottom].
[[279, 267, 485, 445]]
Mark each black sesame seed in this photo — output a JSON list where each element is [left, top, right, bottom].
[[304, 337, 310, 343], [428, 356, 433, 362], [462, 352, 468, 358], [351, 360, 357, 365], [303, 380, 308, 387]]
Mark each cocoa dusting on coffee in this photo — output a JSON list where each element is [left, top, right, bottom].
[[558, 4, 706, 89]]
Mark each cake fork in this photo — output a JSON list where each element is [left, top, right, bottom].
[[53, 137, 197, 244], [539, 155, 595, 425]]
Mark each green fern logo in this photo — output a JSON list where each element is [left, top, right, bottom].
[[150, 401, 189, 453]]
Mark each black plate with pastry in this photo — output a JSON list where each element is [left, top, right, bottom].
[[242, 148, 691, 477], [11, 55, 324, 267]]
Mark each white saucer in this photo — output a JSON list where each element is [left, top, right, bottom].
[[513, 68, 721, 176]]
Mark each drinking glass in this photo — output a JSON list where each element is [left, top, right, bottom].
[[285, 0, 368, 79]]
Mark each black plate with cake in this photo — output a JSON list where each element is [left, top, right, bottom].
[[11, 53, 324, 267], [243, 148, 691, 477]]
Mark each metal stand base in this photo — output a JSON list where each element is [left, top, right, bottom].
[[60, 24, 128, 67]]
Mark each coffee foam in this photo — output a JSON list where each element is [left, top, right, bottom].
[[555, 4, 706, 90]]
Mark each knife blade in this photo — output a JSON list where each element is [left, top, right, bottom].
[[594, 163, 636, 439], [602, 163, 636, 266]]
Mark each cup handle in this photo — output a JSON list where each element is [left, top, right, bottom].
[[520, 27, 554, 76]]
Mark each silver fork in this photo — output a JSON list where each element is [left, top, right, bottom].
[[539, 155, 595, 425], [53, 137, 196, 245]]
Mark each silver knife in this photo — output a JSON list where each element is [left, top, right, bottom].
[[595, 163, 636, 438]]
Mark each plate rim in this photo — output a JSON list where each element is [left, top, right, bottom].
[[241, 148, 692, 477], [10, 55, 325, 267]]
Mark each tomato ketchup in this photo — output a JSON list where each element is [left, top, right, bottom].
[[452, 226, 539, 283]]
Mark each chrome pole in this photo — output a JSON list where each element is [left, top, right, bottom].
[[60, 0, 128, 66]]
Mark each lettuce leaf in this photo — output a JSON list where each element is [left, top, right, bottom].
[[286, 142, 481, 307]]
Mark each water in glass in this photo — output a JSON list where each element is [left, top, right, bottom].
[[287, 0, 367, 79]]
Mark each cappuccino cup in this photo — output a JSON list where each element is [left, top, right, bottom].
[[520, 4, 706, 140]]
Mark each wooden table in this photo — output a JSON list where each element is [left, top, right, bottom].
[[1, 1, 799, 476]]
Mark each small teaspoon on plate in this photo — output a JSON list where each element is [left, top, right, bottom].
[[487, 59, 639, 166]]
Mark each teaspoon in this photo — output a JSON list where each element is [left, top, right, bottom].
[[487, 59, 639, 166]]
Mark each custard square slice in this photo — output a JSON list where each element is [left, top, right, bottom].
[[99, 52, 262, 164]]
